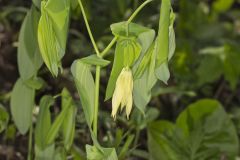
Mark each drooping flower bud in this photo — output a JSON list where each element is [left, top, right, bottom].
[[112, 67, 133, 120]]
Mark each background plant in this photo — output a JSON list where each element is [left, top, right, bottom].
[[0, 0, 240, 160]]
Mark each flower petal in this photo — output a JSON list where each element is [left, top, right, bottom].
[[126, 93, 133, 119]]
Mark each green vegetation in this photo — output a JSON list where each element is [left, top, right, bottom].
[[0, 0, 240, 159]]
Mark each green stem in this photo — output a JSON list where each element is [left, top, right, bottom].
[[78, 0, 101, 137], [27, 120, 33, 160], [133, 128, 140, 147], [100, 37, 118, 57], [100, 0, 153, 57], [78, 0, 100, 56], [93, 66, 101, 136], [127, 0, 153, 23]]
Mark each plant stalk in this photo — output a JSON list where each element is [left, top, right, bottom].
[[127, 0, 153, 23], [78, 0, 100, 56], [78, 0, 101, 137], [93, 66, 101, 136]]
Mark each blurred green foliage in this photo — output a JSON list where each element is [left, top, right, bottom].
[[0, 0, 240, 159]]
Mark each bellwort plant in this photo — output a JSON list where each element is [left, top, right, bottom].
[[10, 0, 176, 159]]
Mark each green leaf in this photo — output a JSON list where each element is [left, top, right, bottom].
[[213, 0, 234, 12], [155, 62, 170, 84], [133, 28, 155, 79], [105, 41, 124, 101], [148, 121, 177, 160], [111, 22, 153, 38], [45, 97, 71, 145], [131, 27, 156, 113], [24, 77, 45, 90], [196, 55, 223, 86], [155, 8, 176, 84], [89, 129, 104, 153], [86, 145, 118, 160], [0, 104, 9, 133], [113, 129, 123, 148], [71, 145, 86, 160], [177, 99, 239, 159], [133, 44, 154, 79], [133, 71, 152, 114], [35, 95, 54, 149], [4, 124, 16, 141], [121, 38, 142, 67], [45, 0, 70, 51], [222, 45, 240, 89], [35, 144, 55, 160], [148, 99, 239, 160], [54, 147, 67, 160], [133, 40, 157, 114], [168, 19, 176, 61], [38, 0, 70, 76], [71, 60, 95, 127], [198, 44, 240, 89], [80, 55, 110, 67], [61, 88, 76, 151], [118, 134, 134, 160], [17, 6, 43, 80], [32, 0, 41, 9], [152, 86, 196, 97], [155, 0, 171, 67], [137, 29, 155, 54], [10, 79, 35, 134]]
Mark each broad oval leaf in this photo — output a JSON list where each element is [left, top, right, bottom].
[[10, 78, 35, 134], [71, 60, 95, 127], [38, 0, 70, 76], [17, 6, 43, 80]]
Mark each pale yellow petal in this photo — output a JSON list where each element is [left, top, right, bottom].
[[111, 69, 125, 119], [126, 93, 133, 119]]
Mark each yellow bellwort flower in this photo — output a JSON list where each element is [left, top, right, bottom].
[[112, 67, 133, 120]]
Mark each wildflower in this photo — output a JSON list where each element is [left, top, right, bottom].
[[112, 67, 133, 120]]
